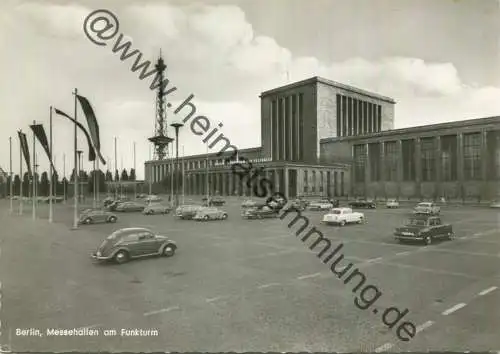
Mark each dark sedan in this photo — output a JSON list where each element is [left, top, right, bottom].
[[115, 201, 146, 212], [202, 196, 226, 206], [242, 205, 279, 219], [394, 215, 453, 245], [175, 205, 203, 220], [91, 227, 177, 264], [106, 198, 130, 210], [348, 199, 376, 209], [79, 209, 117, 224]]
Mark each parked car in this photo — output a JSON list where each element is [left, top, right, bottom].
[[175, 205, 203, 219], [413, 202, 440, 215], [79, 209, 117, 224], [386, 199, 400, 208], [193, 207, 228, 221], [136, 193, 147, 199], [286, 198, 308, 211], [322, 207, 365, 226], [43, 196, 64, 203], [142, 203, 172, 215], [115, 201, 146, 212], [91, 227, 177, 264], [267, 196, 287, 211], [242, 204, 279, 219], [241, 199, 258, 208], [202, 196, 226, 206], [394, 215, 453, 245], [106, 198, 130, 210], [490, 200, 500, 208], [144, 195, 162, 203], [309, 200, 334, 211], [348, 199, 377, 209]]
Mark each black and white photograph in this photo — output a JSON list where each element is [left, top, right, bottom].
[[0, 0, 499, 352]]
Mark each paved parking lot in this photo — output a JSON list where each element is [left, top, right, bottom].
[[0, 197, 499, 352]]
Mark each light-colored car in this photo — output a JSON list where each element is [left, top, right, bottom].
[[175, 205, 204, 219], [143, 203, 172, 215], [413, 202, 440, 215], [322, 207, 365, 226], [309, 200, 334, 211], [145, 195, 162, 203], [193, 207, 228, 221], [241, 199, 258, 208], [79, 209, 117, 224], [490, 201, 500, 208], [386, 199, 400, 208]]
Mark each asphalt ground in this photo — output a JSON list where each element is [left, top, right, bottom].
[[0, 197, 499, 352]]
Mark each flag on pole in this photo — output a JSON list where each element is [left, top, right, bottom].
[[29, 123, 56, 172], [17, 130, 32, 175], [76, 94, 106, 165], [53, 108, 101, 163]]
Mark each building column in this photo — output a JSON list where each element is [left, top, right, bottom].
[[397, 140, 403, 198], [481, 130, 488, 200], [364, 144, 370, 197], [457, 133, 464, 200], [284, 167, 289, 199], [274, 169, 280, 194], [415, 137, 421, 199], [380, 142, 386, 198], [435, 136, 442, 199]]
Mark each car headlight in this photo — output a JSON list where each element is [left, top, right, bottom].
[[96, 251, 102, 257]]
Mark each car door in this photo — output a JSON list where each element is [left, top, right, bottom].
[[94, 211, 105, 223], [136, 231, 160, 255], [433, 218, 445, 238], [428, 218, 438, 238]]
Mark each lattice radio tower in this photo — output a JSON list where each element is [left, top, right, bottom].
[[148, 51, 173, 160]]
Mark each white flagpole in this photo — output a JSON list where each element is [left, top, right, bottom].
[[49, 107, 53, 223], [96, 158, 100, 206], [133, 141, 136, 199], [205, 143, 209, 201], [170, 144, 173, 203], [19, 134, 23, 215], [182, 145, 185, 204], [72, 88, 79, 230], [93, 160, 96, 208], [32, 120, 36, 220], [148, 145, 152, 196], [63, 153, 66, 203], [9, 136, 13, 213], [114, 137, 118, 199]]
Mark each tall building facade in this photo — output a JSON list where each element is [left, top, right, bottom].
[[145, 77, 395, 199]]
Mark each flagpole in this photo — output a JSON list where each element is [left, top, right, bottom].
[[182, 145, 185, 204], [170, 144, 174, 203], [19, 133, 23, 215], [49, 107, 53, 223], [96, 157, 100, 206], [72, 88, 79, 230], [148, 145, 152, 196], [92, 160, 96, 208], [114, 137, 117, 199], [9, 136, 13, 213], [63, 153, 66, 203], [32, 120, 36, 220], [205, 143, 209, 201], [133, 141, 136, 199]]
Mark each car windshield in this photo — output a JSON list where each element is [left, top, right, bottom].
[[418, 203, 431, 207], [330, 209, 342, 214], [408, 219, 427, 226]]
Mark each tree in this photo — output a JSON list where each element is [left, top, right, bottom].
[[105, 170, 113, 181], [13, 174, 20, 196], [121, 169, 129, 181], [129, 168, 136, 181], [40, 172, 49, 196], [114, 170, 119, 181]]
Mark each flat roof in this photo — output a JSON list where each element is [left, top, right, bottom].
[[260, 76, 396, 104], [320, 115, 500, 144], [145, 146, 263, 163]]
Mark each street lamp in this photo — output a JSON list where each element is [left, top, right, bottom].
[[77, 150, 82, 202], [170, 122, 183, 207]]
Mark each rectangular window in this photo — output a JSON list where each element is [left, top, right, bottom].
[[333, 171, 338, 196], [311, 170, 316, 193], [353, 145, 367, 183], [336, 94, 341, 137], [363, 101, 368, 134], [352, 98, 358, 135], [347, 97, 353, 136], [271, 100, 278, 160], [340, 171, 344, 196], [319, 171, 324, 193], [463, 132, 481, 180], [298, 93, 304, 160], [377, 105, 382, 132], [303, 170, 308, 193], [441, 135, 457, 181], [487, 131, 500, 179], [369, 143, 381, 181], [402, 139, 416, 181], [341, 96, 347, 137], [384, 141, 398, 181], [421, 137, 436, 182]]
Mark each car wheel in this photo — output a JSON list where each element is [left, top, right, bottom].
[[84, 217, 92, 224], [203, 215, 209, 221], [447, 232, 454, 240], [424, 236, 432, 245], [108, 216, 117, 223], [357, 217, 364, 224], [221, 213, 228, 220], [114, 251, 129, 264], [340, 220, 346, 226], [163, 244, 176, 257]]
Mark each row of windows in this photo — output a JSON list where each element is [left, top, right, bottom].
[[336, 94, 382, 137], [352, 132, 498, 182], [271, 94, 304, 161], [303, 170, 344, 195]]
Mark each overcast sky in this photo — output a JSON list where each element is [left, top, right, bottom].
[[1, 0, 499, 179]]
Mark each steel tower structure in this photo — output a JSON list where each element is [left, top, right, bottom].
[[148, 53, 173, 160]]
